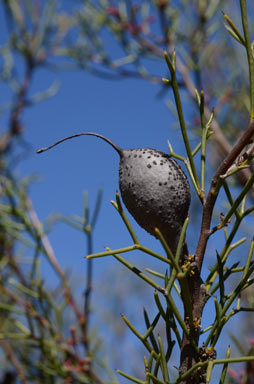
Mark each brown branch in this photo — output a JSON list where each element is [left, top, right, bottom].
[[178, 120, 254, 383], [10, 60, 33, 135], [26, 198, 91, 351], [180, 116, 254, 378], [0, 340, 28, 384], [196, 119, 254, 272], [26, 197, 66, 281], [0, 61, 34, 155], [221, 142, 254, 177]]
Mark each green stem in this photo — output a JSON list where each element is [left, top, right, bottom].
[[164, 294, 200, 354], [208, 244, 246, 297], [219, 346, 231, 384], [205, 217, 243, 291], [185, 160, 200, 198], [206, 356, 254, 383], [222, 181, 241, 220], [121, 314, 157, 356], [158, 335, 170, 383], [177, 273, 193, 329], [240, 0, 254, 118], [145, 268, 165, 279], [116, 370, 145, 384], [110, 250, 166, 294], [168, 141, 185, 161], [154, 228, 180, 271], [175, 216, 189, 262], [111, 193, 140, 244], [218, 174, 254, 229], [154, 291, 182, 347], [242, 237, 254, 280], [87, 243, 171, 265], [200, 90, 207, 192], [143, 313, 161, 341], [173, 356, 254, 384], [164, 51, 200, 191], [205, 262, 254, 347], [146, 373, 165, 384], [223, 13, 246, 46]]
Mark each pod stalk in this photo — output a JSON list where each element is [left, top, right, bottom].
[[37, 132, 123, 156]]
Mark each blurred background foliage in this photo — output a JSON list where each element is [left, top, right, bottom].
[[0, 0, 253, 383]]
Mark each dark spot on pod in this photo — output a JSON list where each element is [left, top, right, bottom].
[[147, 164, 152, 169], [164, 182, 167, 185], [139, 155, 142, 158], [158, 182, 162, 186], [134, 154, 137, 158], [153, 161, 157, 165], [148, 156, 151, 159]]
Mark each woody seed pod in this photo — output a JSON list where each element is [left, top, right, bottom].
[[37, 132, 191, 254]]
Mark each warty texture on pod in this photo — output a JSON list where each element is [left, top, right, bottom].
[[37, 132, 191, 255]]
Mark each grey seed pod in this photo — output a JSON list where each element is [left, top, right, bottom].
[[37, 132, 191, 254]]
